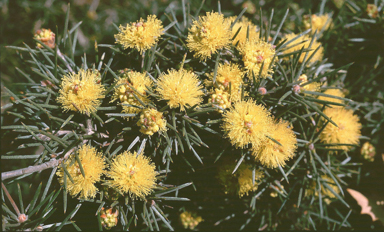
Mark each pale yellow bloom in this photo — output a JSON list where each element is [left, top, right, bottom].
[[57, 69, 105, 115], [361, 142, 376, 162], [180, 211, 203, 230], [228, 16, 259, 49], [317, 88, 345, 107], [106, 151, 157, 199], [111, 71, 153, 115], [305, 175, 340, 204], [222, 100, 273, 149], [299, 74, 321, 94], [320, 108, 361, 151], [137, 108, 167, 136], [187, 12, 232, 60], [282, 33, 324, 64], [115, 15, 164, 54], [253, 120, 297, 168], [56, 144, 106, 199], [34, 28, 55, 49], [303, 14, 333, 35], [238, 166, 264, 197], [205, 62, 245, 102], [239, 39, 276, 79], [208, 88, 231, 113], [156, 69, 204, 111]]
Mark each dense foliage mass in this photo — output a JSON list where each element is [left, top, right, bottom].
[[1, 0, 383, 231]]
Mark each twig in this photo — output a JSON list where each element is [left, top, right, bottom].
[[1, 158, 64, 181], [2, 182, 21, 216], [57, 48, 73, 73]]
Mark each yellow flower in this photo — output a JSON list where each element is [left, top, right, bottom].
[[180, 211, 203, 230], [208, 88, 231, 113], [205, 62, 245, 102], [299, 74, 321, 94], [305, 175, 340, 204], [137, 108, 167, 136], [217, 158, 264, 197], [156, 69, 204, 111], [111, 71, 153, 115], [106, 151, 157, 199], [222, 100, 273, 149], [317, 88, 345, 107], [303, 14, 333, 35], [238, 165, 264, 197], [56, 144, 106, 199], [34, 28, 55, 49], [239, 39, 276, 79], [320, 108, 361, 151], [115, 15, 164, 54], [366, 4, 379, 18], [57, 69, 105, 115], [187, 12, 232, 60], [228, 16, 259, 49], [361, 142, 376, 162], [282, 33, 324, 64], [253, 120, 297, 168]]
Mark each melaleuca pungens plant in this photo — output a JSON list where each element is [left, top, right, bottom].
[[2, 1, 373, 231]]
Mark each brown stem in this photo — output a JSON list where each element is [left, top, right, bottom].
[[1, 182, 21, 216]]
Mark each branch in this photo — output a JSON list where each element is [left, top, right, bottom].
[[1, 158, 64, 181]]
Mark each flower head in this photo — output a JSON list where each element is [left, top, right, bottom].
[[115, 15, 164, 54], [156, 69, 204, 111], [187, 12, 232, 60], [317, 88, 345, 107], [282, 33, 324, 64], [106, 151, 157, 199], [56, 144, 106, 199], [252, 120, 297, 168], [111, 70, 153, 116], [320, 108, 361, 151], [299, 74, 321, 94], [205, 62, 245, 102], [305, 175, 340, 204], [228, 16, 259, 49], [366, 4, 379, 18], [239, 39, 276, 79], [57, 69, 105, 115], [137, 108, 167, 135], [222, 100, 273, 149], [361, 142, 376, 162], [208, 88, 231, 113], [217, 158, 264, 197], [100, 207, 119, 230], [180, 211, 203, 230], [34, 28, 55, 49], [303, 14, 333, 35]]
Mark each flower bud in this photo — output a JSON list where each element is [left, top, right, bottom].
[[34, 29, 55, 49]]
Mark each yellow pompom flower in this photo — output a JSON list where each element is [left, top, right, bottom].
[[217, 158, 264, 197], [228, 16, 259, 49], [187, 12, 232, 60], [299, 74, 321, 94], [34, 28, 55, 49], [137, 108, 167, 136], [106, 151, 157, 199], [111, 71, 153, 115], [222, 100, 273, 149], [56, 144, 106, 199], [305, 175, 340, 204], [303, 14, 333, 35], [320, 108, 362, 151], [205, 62, 245, 102], [253, 120, 297, 168], [282, 33, 324, 64], [57, 69, 105, 115], [156, 69, 204, 111], [239, 39, 276, 79], [115, 15, 164, 54], [317, 88, 345, 107]]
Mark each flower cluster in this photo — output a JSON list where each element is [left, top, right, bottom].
[[137, 108, 167, 136], [56, 144, 106, 199], [106, 151, 157, 199], [228, 16, 259, 48], [34, 28, 55, 49], [100, 207, 119, 230], [156, 69, 204, 111], [302, 14, 333, 36], [282, 33, 324, 64], [187, 12, 232, 60], [57, 69, 105, 115], [360, 142, 376, 162], [180, 211, 203, 230], [115, 15, 164, 54]]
